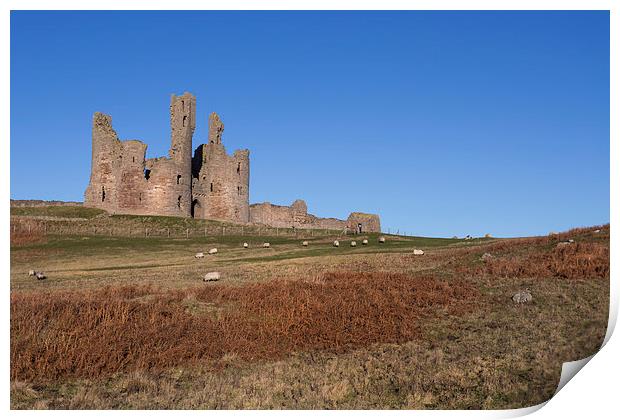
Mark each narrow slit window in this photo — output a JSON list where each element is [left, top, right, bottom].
[[237, 162, 241, 174], [101, 186, 106, 202], [183, 116, 187, 127], [176, 175, 181, 185], [210, 183, 213, 192], [177, 196, 182, 209]]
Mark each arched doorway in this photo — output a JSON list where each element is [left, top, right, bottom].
[[191, 198, 201, 218]]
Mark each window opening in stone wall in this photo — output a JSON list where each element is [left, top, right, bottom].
[[177, 196, 182, 209], [237, 162, 241, 174], [183, 116, 187, 127], [238, 186, 241, 195], [144, 169, 151, 180], [210, 183, 213, 192], [139, 193, 142, 202], [101, 186, 106, 202], [176, 175, 181, 185]]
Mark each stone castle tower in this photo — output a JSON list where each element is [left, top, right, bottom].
[[84, 93, 250, 222]]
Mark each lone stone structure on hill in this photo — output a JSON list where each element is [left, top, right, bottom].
[[84, 92, 381, 232]]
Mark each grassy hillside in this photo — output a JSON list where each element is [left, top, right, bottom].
[[9, 214, 609, 409]]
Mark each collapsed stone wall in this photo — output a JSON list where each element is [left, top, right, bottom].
[[249, 199, 381, 232], [191, 113, 250, 223], [84, 93, 196, 217], [83, 92, 380, 231]]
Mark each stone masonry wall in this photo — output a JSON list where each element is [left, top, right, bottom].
[[249, 199, 382, 232], [84, 92, 380, 231], [191, 113, 250, 223]]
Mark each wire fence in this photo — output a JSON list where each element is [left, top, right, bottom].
[[9, 219, 369, 239]]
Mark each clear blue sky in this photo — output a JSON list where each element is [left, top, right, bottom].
[[10, 11, 609, 237]]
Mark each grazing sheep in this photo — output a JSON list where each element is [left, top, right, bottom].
[[333, 240, 340, 247], [263, 242, 270, 248], [195, 252, 205, 259], [413, 249, 424, 256], [35, 272, 46, 280], [594, 229, 601, 233], [208, 248, 218, 255], [378, 237, 386, 243], [203, 272, 221, 282], [28, 270, 35, 276], [568, 239, 575, 243], [243, 243, 249, 248], [351, 241, 357, 247], [302, 241, 309, 247], [362, 239, 368, 245], [512, 289, 532, 304]]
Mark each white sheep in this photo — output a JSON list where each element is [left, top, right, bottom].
[[28, 269, 35, 276], [208, 248, 218, 255], [35, 272, 46, 280], [378, 237, 386, 243], [243, 242, 249, 248], [350, 241, 357, 247], [362, 239, 368, 245], [333, 240, 339, 247], [195, 252, 205, 259], [302, 241, 309, 247], [203, 272, 221, 282], [263, 242, 270, 248], [512, 289, 532, 304], [413, 249, 424, 256]]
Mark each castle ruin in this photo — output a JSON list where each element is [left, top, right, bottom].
[[84, 93, 380, 232]]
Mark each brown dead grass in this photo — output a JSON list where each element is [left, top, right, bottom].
[[10, 230, 46, 246], [11, 272, 477, 382], [458, 239, 609, 280]]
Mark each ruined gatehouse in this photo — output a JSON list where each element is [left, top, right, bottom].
[[84, 93, 380, 232]]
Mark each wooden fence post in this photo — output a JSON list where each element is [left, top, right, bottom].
[[186, 228, 189, 238]]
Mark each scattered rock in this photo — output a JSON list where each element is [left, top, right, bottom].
[[333, 240, 340, 247], [362, 239, 368, 245], [208, 248, 218, 255], [351, 241, 357, 247], [556, 242, 571, 249], [512, 290, 532, 304], [302, 241, 309, 247], [413, 249, 424, 256], [378, 237, 386, 243], [243, 243, 249, 248], [484, 233, 492, 238], [195, 252, 205, 259], [203, 272, 221, 282], [263, 242, 270, 248]]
